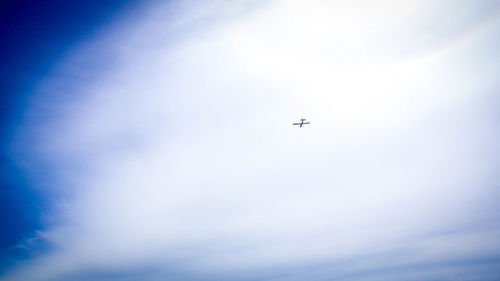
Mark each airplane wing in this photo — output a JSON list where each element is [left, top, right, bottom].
[[292, 123, 301, 125], [303, 122, 310, 124]]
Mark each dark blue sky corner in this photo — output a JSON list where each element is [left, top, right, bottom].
[[0, 0, 147, 273]]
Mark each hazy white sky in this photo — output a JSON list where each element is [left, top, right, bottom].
[[4, 0, 500, 280]]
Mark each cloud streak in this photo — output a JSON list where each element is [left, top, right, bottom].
[[3, 0, 500, 280]]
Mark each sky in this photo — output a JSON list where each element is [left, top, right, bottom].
[[1, 0, 500, 280]]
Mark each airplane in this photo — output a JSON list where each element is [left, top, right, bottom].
[[293, 118, 310, 128]]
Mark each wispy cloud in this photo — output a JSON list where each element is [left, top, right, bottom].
[[3, 0, 500, 280]]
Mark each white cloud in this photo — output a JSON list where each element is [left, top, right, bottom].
[[4, 0, 500, 280]]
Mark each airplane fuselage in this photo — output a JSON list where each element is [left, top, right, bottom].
[[293, 118, 310, 128]]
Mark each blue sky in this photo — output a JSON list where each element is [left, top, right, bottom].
[[1, 0, 500, 280], [0, 0, 145, 271]]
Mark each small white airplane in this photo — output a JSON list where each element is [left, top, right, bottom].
[[293, 118, 310, 128]]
